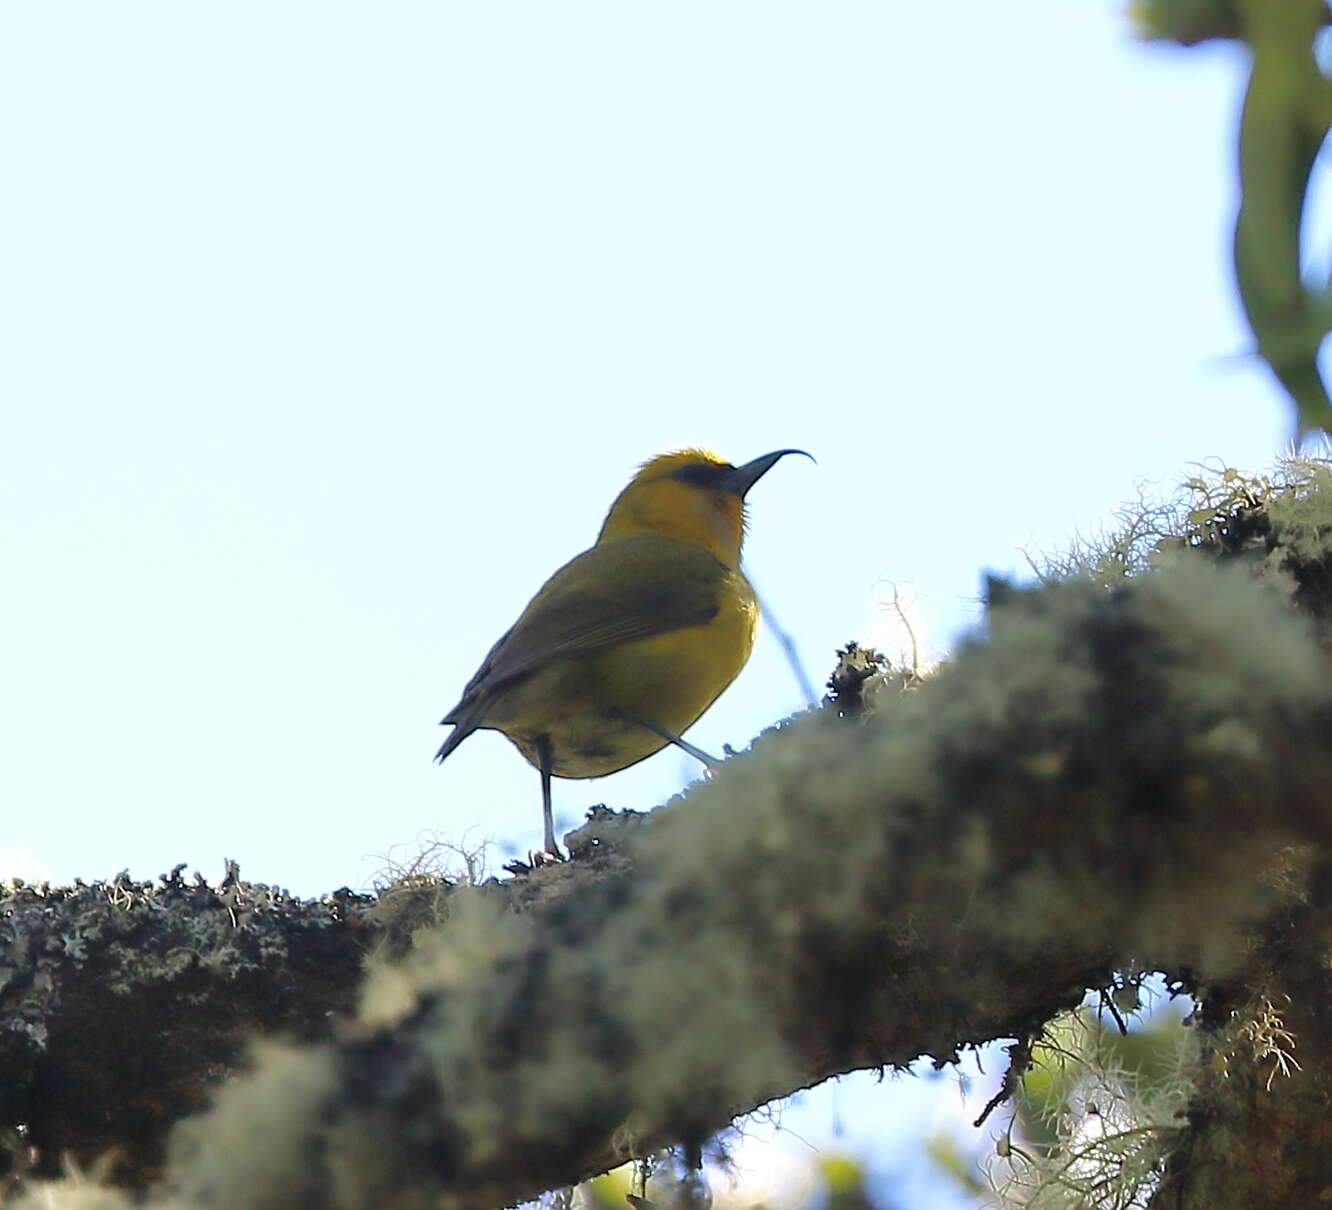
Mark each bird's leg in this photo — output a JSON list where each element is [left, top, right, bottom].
[[536, 733, 562, 858], [635, 717, 722, 770]]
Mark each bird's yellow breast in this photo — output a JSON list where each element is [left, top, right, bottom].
[[490, 566, 758, 778]]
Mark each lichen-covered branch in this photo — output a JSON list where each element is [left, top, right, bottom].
[[147, 555, 1332, 1210], [0, 866, 377, 1185], [9, 466, 1332, 1210]]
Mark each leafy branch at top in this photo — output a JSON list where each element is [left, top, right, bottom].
[[1137, 0, 1332, 435]]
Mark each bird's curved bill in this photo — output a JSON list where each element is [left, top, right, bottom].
[[725, 448, 814, 497]]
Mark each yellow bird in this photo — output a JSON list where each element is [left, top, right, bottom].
[[435, 447, 809, 855]]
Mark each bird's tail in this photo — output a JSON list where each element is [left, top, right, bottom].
[[434, 711, 482, 764]]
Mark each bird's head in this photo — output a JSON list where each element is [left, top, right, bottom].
[[597, 447, 811, 565]]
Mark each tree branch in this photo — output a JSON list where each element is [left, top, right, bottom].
[[149, 556, 1332, 1210], [9, 471, 1332, 1209]]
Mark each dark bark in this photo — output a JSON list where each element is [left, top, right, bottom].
[[0, 866, 376, 1185]]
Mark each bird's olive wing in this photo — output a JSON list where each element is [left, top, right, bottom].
[[451, 537, 726, 708]]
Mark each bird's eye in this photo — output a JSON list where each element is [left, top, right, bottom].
[[671, 463, 731, 489]]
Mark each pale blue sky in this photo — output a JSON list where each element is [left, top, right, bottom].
[[0, 6, 1300, 1201], [2, 2, 1286, 893]]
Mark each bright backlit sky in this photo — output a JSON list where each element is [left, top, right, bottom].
[[3, 1, 1288, 891], [0, 4, 1306, 1202]]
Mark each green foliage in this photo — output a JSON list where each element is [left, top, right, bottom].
[[819, 1154, 878, 1210], [1133, 1, 1332, 435]]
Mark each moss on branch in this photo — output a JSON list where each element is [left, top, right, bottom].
[[162, 553, 1332, 1208], [11, 463, 1332, 1210]]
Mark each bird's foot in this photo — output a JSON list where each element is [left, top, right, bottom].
[[501, 846, 565, 877]]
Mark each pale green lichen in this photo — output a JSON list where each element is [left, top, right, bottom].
[[986, 1005, 1197, 1209], [1022, 455, 1332, 590], [166, 1041, 341, 1208], [12, 463, 1332, 1210]]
